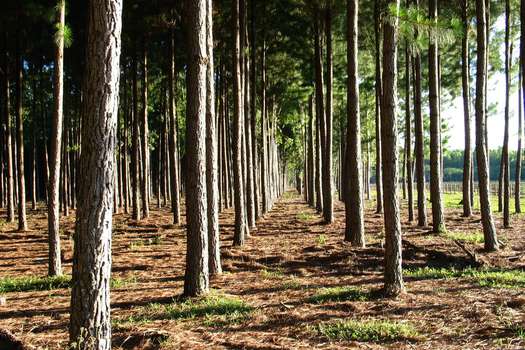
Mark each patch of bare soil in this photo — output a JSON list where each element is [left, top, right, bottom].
[[0, 192, 524, 349]]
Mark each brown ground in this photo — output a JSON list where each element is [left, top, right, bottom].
[[0, 192, 524, 349]]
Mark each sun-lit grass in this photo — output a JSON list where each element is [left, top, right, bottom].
[[444, 231, 485, 244], [314, 319, 418, 342], [0, 274, 139, 294], [404, 267, 525, 289], [0, 275, 71, 294], [260, 268, 284, 279], [316, 234, 327, 246], [297, 211, 314, 221], [308, 286, 371, 303], [125, 293, 254, 325], [111, 275, 138, 289]]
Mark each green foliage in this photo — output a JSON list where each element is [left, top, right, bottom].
[[444, 231, 484, 244], [316, 234, 327, 246], [130, 294, 254, 323], [315, 319, 419, 342], [0, 275, 71, 294], [308, 287, 371, 304], [405, 267, 525, 289]]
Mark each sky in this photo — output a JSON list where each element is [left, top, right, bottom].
[[444, 73, 521, 150], [444, 17, 522, 151]]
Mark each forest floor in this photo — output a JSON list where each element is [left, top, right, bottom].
[[1, 192, 525, 349]]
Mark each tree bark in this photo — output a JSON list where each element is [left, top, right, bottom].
[[15, 31, 27, 232], [132, 54, 141, 221], [2, 32, 14, 223], [374, 0, 383, 214], [168, 28, 181, 225], [405, 43, 414, 223], [308, 95, 315, 207], [428, 0, 445, 234], [250, 0, 260, 220], [502, 0, 511, 228], [516, 63, 523, 213], [183, 0, 210, 297], [344, 0, 365, 246], [475, 0, 499, 251], [461, 0, 472, 217], [69, 0, 122, 347], [206, 0, 221, 275], [47, 0, 65, 276], [141, 43, 150, 219], [381, 0, 405, 297], [314, 10, 324, 214], [232, 0, 249, 246], [323, 6, 334, 224]]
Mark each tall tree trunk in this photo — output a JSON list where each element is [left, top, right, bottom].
[[516, 64, 523, 213], [132, 55, 141, 221], [502, 0, 511, 228], [412, 9, 427, 227], [428, 0, 445, 233], [168, 29, 181, 225], [206, 0, 221, 275], [374, 0, 383, 214], [123, 72, 130, 214], [314, 9, 325, 214], [475, 0, 499, 251], [47, 0, 65, 276], [242, 0, 255, 229], [261, 35, 268, 214], [323, 6, 334, 224], [233, 0, 249, 246], [344, 0, 364, 246], [183, 0, 210, 297], [462, 0, 472, 217], [15, 31, 27, 232], [516, 0, 525, 213], [2, 32, 14, 222], [381, 0, 404, 297], [308, 94, 315, 207], [141, 43, 150, 219], [69, 0, 122, 346], [250, 0, 260, 220], [405, 42, 414, 223]]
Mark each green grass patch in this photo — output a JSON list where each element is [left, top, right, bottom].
[[0, 275, 71, 294], [129, 293, 254, 324], [316, 234, 327, 246], [297, 211, 314, 221], [404, 267, 525, 289], [111, 275, 138, 289], [0, 274, 139, 294], [444, 231, 484, 244], [260, 268, 284, 279], [308, 286, 371, 303], [315, 319, 418, 342]]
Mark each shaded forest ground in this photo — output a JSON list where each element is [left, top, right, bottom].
[[0, 191, 525, 349]]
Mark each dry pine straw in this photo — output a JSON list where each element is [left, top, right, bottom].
[[0, 193, 524, 349]]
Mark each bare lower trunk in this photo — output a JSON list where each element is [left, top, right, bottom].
[[232, 0, 249, 246], [69, 0, 122, 347], [183, 0, 210, 297], [475, 0, 498, 251], [381, 0, 404, 297], [428, 0, 445, 234], [344, 0, 365, 246], [462, 0, 472, 217], [374, 0, 383, 214], [322, 7, 334, 224], [47, 0, 65, 277], [15, 33, 27, 232], [206, 0, 221, 275]]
